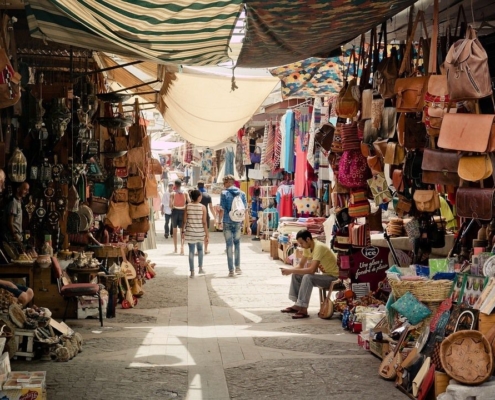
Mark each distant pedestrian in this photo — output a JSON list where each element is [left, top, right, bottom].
[[161, 182, 174, 238], [182, 190, 209, 278], [219, 175, 247, 277]]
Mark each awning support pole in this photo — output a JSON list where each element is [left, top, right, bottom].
[[112, 80, 160, 93]]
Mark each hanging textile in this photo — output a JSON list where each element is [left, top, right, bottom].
[[279, 116, 287, 170], [224, 147, 235, 177], [242, 135, 251, 165], [308, 98, 322, 168], [283, 110, 295, 173], [276, 184, 294, 218], [235, 141, 245, 178], [273, 120, 282, 170], [260, 122, 269, 170], [184, 142, 193, 164], [201, 148, 213, 177], [294, 136, 308, 198], [265, 121, 275, 170]]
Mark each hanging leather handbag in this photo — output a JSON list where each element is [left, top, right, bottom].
[[458, 154, 493, 182], [315, 123, 335, 151], [127, 175, 144, 189], [373, 22, 399, 99], [115, 167, 128, 178], [445, 25, 492, 101], [404, 150, 424, 185], [421, 148, 460, 186], [113, 188, 128, 203], [89, 196, 108, 215], [145, 174, 159, 199], [129, 202, 150, 219], [127, 147, 146, 174], [423, 75, 454, 137], [384, 142, 405, 166], [104, 200, 132, 229], [367, 155, 383, 175], [126, 217, 150, 234], [395, 76, 429, 113], [128, 188, 145, 205], [413, 190, 440, 212], [149, 157, 162, 175], [128, 124, 146, 149], [113, 155, 127, 168], [397, 113, 427, 149], [438, 114, 495, 152], [335, 78, 359, 119], [456, 188, 495, 220], [114, 136, 128, 152]]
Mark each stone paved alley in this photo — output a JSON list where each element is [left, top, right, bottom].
[[13, 223, 407, 400]]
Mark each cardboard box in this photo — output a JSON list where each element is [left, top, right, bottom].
[[478, 312, 495, 336], [261, 239, 270, 252], [369, 340, 389, 359], [77, 294, 108, 320], [357, 333, 370, 351], [434, 371, 449, 398], [270, 239, 279, 260], [0, 388, 45, 400]]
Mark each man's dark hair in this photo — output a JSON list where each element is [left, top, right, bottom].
[[197, 181, 205, 189], [296, 230, 312, 241], [190, 189, 201, 202], [174, 179, 182, 187]]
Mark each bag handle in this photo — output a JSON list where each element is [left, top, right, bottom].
[[454, 5, 467, 38]]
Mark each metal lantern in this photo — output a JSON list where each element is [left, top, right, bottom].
[[8, 147, 27, 182]]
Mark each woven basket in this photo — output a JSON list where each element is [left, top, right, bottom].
[[440, 330, 494, 385], [92, 245, 122, 258], [389, 279, 452, 302]]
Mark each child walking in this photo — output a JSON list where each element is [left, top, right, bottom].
[[182, 190, 209, 278]]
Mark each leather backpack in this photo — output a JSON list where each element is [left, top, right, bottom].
[[445, 25, 492, 101]]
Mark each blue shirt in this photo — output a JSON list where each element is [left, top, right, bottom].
[[220, 186, 247, 224]]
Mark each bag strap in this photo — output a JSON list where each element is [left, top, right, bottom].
[[428, 0, 439, 75], [454, 5, 467, 38], [399, 10, 429, 76]]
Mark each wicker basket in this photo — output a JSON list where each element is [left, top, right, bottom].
[[92, 245, 122, 258], [440, 330, 494, 385], [389, 279, 452, 302]]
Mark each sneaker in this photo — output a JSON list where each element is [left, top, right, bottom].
[[252, 237, 261, 241], [190, 271, 194, 278], [235, 268, 242, 275], [165, 235, 169, 239], [198, 268, 205, 274], [228, 271, 235, 277]]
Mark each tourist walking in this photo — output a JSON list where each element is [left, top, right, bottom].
[[198, 180, 216, 254], [182, 190, 209, 277], [219, 175, 247, 277], [170, 179, 191, 254], [160, 182, 174, 238]]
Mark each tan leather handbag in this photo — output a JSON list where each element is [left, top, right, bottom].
[[113, 188, 128, 203], [105, 200, 132, 229], [128, 188, 145, 204], [438, 114, 495, 152], [335, 78, 359, 119], [458, 154, 493, 182], [127, 175, 144, 189], [445, 25, 492, 101], [145, 174, 159, 199], [413, 190, 440, 212], [456, 188, 495, 220], [113, 154, 127, 168], [129, 202, 150, 219]]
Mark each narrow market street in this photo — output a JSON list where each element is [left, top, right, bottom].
[[14, 224, 406, 400]]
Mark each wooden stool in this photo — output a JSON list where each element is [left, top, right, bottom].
[[318, 280, 339, 307], [14, 329, 35, 360]]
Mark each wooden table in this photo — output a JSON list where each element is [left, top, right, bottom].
[[0, 263, 34, 287]]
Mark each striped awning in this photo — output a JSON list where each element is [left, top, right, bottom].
[[25, 0, 243, 66]]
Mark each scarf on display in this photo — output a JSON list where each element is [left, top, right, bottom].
[[295, 107, 311, 151], [235, 140, 245, 178], [265, 120, 275, 170], [242, 135, 251, 165], [201, 148, 213, 176], [260, 122, 269, 168], [273, 119, 282, 170], [184, 141, 193, 164]]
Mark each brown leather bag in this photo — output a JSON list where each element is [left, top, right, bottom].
[[445, 25, 492, 101], [145, 174, 159, 199], [395, 76, 429, 112], [373, 23, 399, 99], [456, 188, 495, 220], [335, 78, 359, 119], [149, 158, 162, 175], [413, 190, 440, 212], [89, 196, 108, 215], [0, 48, 21, 109], [315, 123, 335, 151], [113, 189, 128, 202], [421, 148, 460, 186], [458, 154, 493, 182], [392, 169, 404, 192], [128, 188, 145, 204], [129, 124, 146, 149], [423, 75, 453, 137], [126, 217, 150, 234], [127, 175, 144, 189], [129, 202, 150, 219], [113, 155, 127, 168], [367, 155, 383, 175], [114, 136, 128, 152], [397, 113, 427, 149], [438, 114, 495, 152], [127, 147, 145, 174], [384, 142, 405, 165], [105, 200, 132, 229]]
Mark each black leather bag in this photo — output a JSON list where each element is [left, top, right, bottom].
[[315, 123, 335, 151]]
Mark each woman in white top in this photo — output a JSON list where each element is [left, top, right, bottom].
[[182, 190, 209, 278]]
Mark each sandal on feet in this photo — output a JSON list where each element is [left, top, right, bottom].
[[281, 307, 299, 313], [292, 313, 309, 319]]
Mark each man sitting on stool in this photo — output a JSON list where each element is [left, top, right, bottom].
[[280, 230, 338, 319], [0, 280, 34, 307]]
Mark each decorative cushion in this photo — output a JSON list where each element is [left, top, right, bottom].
[[61, 283, 99, 297], [391, 291, 431, 325]]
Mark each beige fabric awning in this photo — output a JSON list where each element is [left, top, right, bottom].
[[160, 71, 279, 146]]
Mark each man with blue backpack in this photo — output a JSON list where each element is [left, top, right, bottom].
[[219, 175, 247, 277]]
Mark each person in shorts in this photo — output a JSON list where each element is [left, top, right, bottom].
[[0, 280, 34, 307], [170, 179, 191, 254]]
